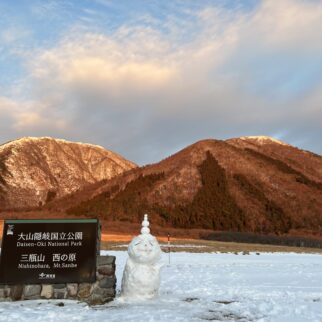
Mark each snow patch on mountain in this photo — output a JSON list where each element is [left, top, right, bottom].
[[240, 135, 289, 146], [0, 137, 129, 159]]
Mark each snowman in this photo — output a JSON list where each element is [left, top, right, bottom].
[[121, 214, 162, 299]]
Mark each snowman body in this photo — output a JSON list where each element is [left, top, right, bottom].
[[121, 217, 162, 299]]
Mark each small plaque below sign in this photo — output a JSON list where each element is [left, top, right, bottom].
[[0, 219, 99, 284]]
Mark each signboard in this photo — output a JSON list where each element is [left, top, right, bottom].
[[0, 219, 98, 284]]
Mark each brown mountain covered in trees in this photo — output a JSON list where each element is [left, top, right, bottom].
[[50, 136, 322, 236], [0, 137, 137, 209]]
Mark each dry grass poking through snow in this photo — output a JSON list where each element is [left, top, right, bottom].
[[101, 236, 322, 254]]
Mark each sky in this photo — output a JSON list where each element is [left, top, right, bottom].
[[0, 0, 322, 165]]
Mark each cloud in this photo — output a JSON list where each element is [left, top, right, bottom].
[[0, 96, 67, 137], [0, 27, 30, 45], [1, 0, 322, 163], [249, 0, 322, 51]]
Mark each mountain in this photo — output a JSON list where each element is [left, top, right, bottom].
[[0, 137, 137, 209], [64, 136, 322, 235]]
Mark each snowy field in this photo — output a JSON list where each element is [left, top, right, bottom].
[[1, 250, 322, 322]]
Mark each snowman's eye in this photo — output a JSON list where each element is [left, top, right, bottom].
[[149, 241, 154, 246], [135, 241, 142, 246]]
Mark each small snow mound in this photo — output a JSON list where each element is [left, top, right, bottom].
[[240, 136, 289, 146]]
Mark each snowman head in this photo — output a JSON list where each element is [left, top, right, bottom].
[[128, 214, 161, 264]]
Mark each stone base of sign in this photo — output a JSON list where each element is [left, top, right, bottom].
[[0, 255, 116, 305]]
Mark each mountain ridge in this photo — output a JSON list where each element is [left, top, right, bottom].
[[1, 135, 321, 237], [63, 137, 322, 235], [0, 137, 137, 209]]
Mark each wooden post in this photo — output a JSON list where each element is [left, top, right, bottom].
[[167, 233, 171, 265]]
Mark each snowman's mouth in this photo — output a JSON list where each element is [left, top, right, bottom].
[[140, 249, 152, 254]]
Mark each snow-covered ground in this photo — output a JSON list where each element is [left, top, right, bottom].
[[1, 251, 321, 322]]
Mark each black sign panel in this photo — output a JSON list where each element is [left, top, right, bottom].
[[0, 219, 98, 284]]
